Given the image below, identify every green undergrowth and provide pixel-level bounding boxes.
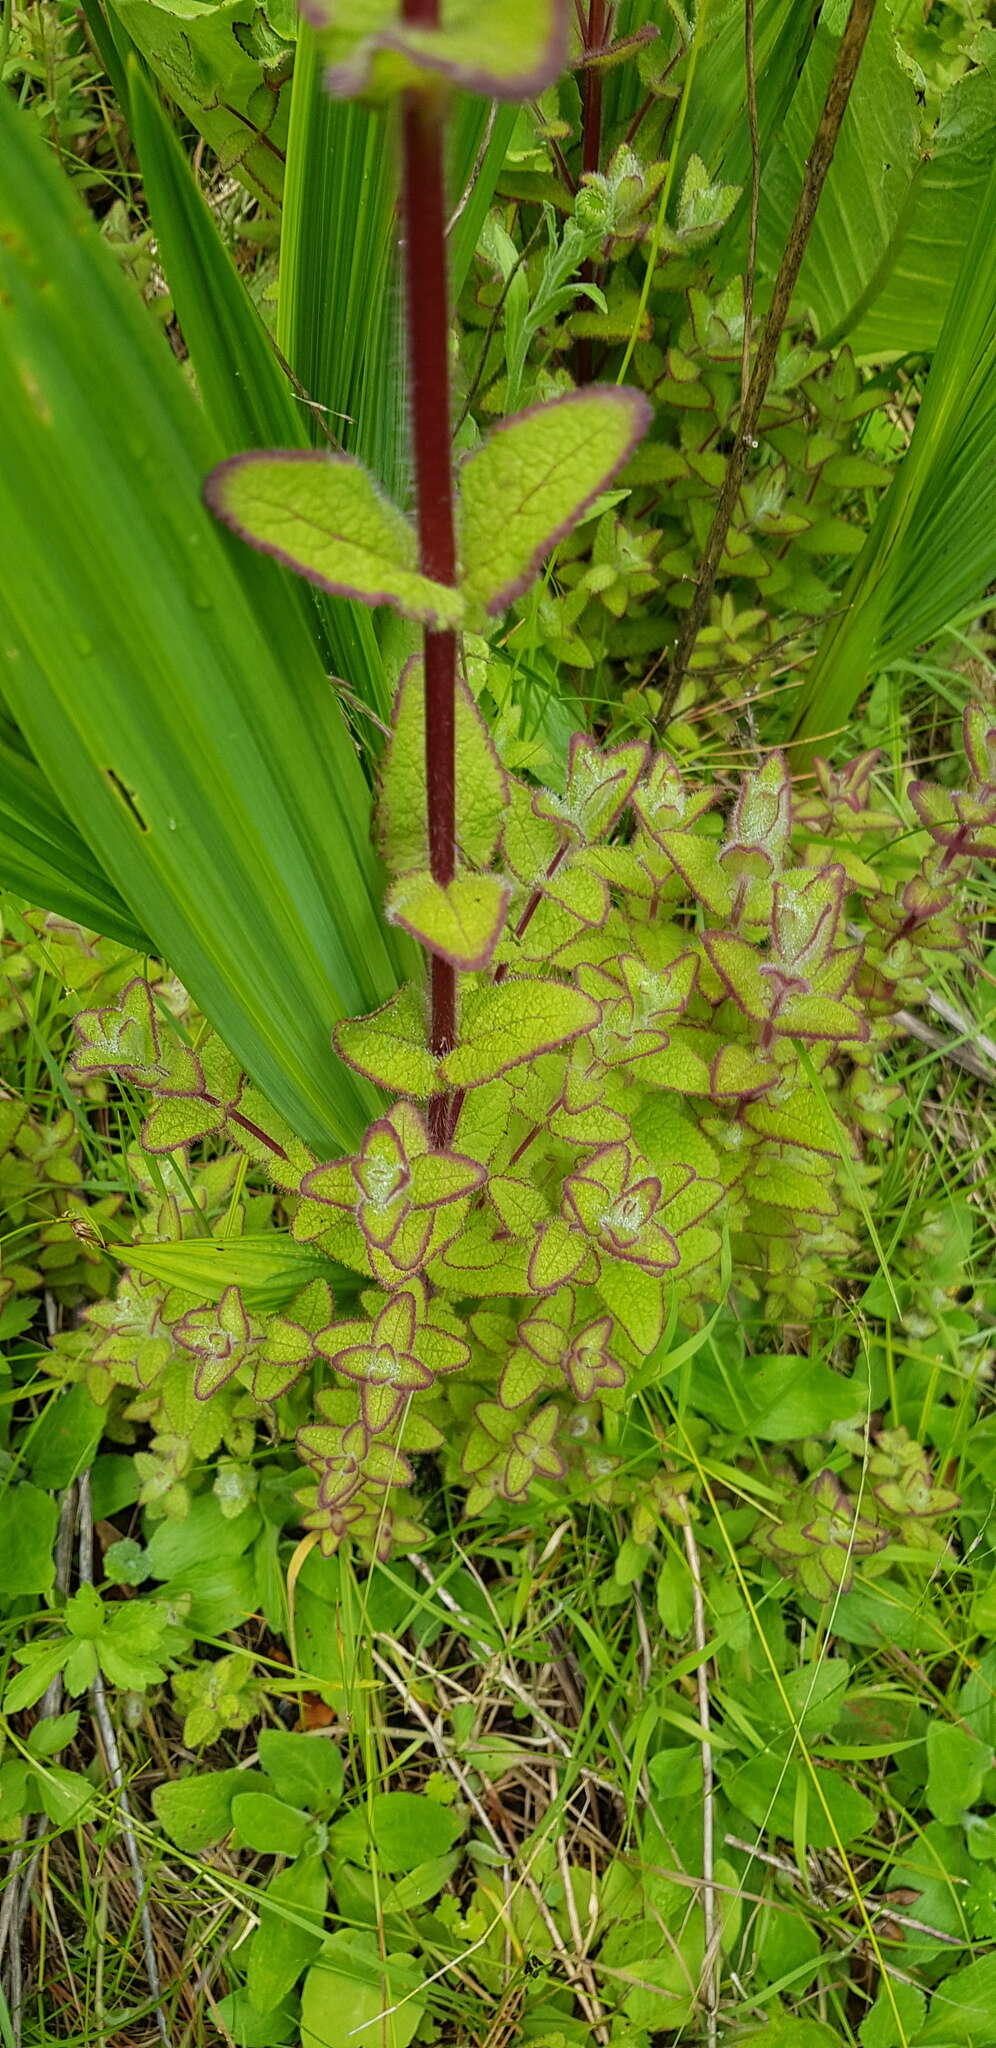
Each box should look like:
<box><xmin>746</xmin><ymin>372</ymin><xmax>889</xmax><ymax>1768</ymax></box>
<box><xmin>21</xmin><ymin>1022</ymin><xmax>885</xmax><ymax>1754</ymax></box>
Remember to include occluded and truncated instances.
<box><xmin>2</xmin><ymin>678</ymin><xmax>996</xmax><ymax>2046</ymax></box>
<box><xmin>3</xmin><ymin>2</ymin><xmax>996</xmax><ymax>2044</ymax></box>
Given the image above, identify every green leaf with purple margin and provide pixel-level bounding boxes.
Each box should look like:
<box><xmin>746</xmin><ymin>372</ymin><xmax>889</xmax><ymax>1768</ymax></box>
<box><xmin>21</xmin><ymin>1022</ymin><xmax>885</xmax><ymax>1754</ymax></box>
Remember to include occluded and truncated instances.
<box><xmin>205</xmin><ymin>451</ymin><xmax>463</xmax><ymax>627</ymax></box>
<box><xmin>458</xmin><ymin>388</ymin><xmax>652</xmax><ymax>617</ymax></box>
<box><xmin>311</xmin><ymin>0</ymin><xmax>569</xmax><ymax>105</ymax></box>
<box><xmin>438</xmin><ymin>979</ymin><xmax>599</xmax><ymax>1089</ymax></box>
<box><xmin>385</xmin><ymin>871</ymin><xmax>510</xmax><ymax>970</ymax></box>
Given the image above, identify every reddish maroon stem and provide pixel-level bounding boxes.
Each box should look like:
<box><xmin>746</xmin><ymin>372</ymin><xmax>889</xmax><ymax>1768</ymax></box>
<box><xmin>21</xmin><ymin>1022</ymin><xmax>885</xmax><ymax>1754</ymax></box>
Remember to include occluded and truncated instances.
<box><xmin>400</xmin><ymin>9</ymin><xmax>459</xmax><ymax>1145</ymax></box>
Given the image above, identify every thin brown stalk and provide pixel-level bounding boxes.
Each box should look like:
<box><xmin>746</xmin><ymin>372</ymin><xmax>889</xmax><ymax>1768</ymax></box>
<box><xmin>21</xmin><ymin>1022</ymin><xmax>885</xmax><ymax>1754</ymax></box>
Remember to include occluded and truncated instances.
<box><xmin>682</xmin><ymin>1517</ymin><xmax>719</xmax><ymax>2047</ymax></box>
<box><xmin>740</xmin><ymin>0</ymin><xmax>761</xmax><ymax>409</ymax></box>
<box><xmin>658</xmin><ymin>0</ymin><xmax>877</xmax><ymax>727</ymax></box>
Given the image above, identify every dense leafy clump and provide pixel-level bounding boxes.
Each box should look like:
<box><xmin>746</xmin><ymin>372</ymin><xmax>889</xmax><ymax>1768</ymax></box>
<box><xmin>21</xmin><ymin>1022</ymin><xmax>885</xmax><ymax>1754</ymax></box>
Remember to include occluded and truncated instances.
<box><xmin>58</xmin><ymin>706</ymin><xmax>992</xmax><ymax>1555</ymax></box>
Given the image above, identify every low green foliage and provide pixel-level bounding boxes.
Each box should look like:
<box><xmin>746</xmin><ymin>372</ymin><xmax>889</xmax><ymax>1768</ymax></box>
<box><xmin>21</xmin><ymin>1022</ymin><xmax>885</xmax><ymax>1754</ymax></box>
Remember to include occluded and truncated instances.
<box><xmin>3</xmin><ymin>1</ymin><xmax>996</xmax><ymax>2043</ymax></box>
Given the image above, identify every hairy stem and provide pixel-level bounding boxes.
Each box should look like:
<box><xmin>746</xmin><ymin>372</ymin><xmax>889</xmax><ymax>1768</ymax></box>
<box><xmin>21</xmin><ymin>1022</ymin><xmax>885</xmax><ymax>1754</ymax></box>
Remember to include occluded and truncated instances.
<box><xmin>400</xmin><ymin>8</ymin><xmax>459</xmax><ymax>1144</ymax></box>
<box><xmin>657</xmin><ymin>0</ymin><xmax>876</xmax><ymax>727</ymax></box>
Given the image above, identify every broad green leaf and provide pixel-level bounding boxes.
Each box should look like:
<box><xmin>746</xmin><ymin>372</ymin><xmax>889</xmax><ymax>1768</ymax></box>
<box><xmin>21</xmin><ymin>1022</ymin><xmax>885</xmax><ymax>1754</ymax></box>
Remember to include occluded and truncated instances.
<box><xmin>206</xmin><ymin>452</ymin><xmax>463</xmax><ymax>627</ymax></box>
<box><xmin>0</xmin><ymin>736</ymin><xmax>146</xmax><ymax>948</ymax></box>
<box><xmin>302</xmin><ymin>1935</ymin><xmax>424</xmax><ymax>2048</ymax></box>
<box><xmin>331</xmin><ymin>1791</ymin><xmax>462</xmax><ymax>1874</ymax></box>
<box><xmin>757</xmin><ymin>7</ymin><xmax>996</xmax><ymax>356</ymax></box>
<box><xmin>231</xmin><ymin>1791</ymin><xmax>310</xmax><ymax>1858</ymax></box>
<box><xmin>724</xmin><ymin>1748</ymin><xmax>876</xmax><ymax>1848</ymax></box>
<box><xmin>595</xmin><ymin>1254</ymin><xmax>666</xmax><ymax>1354</ymax></box>
<box><xmin>0</xmin><ymin>1483</ymin><xmax>58</xmax><ymax>1600</ymax></box>
<box><xmin>144</xmin><ymin>1493</ymin><xmax>259</xmax><ymax>1580</ymax></box>
<box><xmin>458</xmin><ymin>388</ymin><xmax>651</xmax><ymax>617</ymax></box>
<box><xmin>36</xmin><ymin>1764</ymin><xmax>98</xmax><ymax>1827</ymax></box>
<box><xmin>257</xmin><ymin>1730</ymin><xmax>344</xmax><ymax>1814</ymax></box>
<box><xmin>108</xmin><ymin>0</ymin><xmax>294</xmax><ymax>205</ymax></box>
<box><xmin>860</xmin><ymin>1982</ymin><xmax>926</xmax><ymax>2048</ymax></box>
<box><xmin>926</xmin><ymin>1722</ymin><xmax>991</xmax><ymax>1827</ymax></box>
<box><xmin>848</xmin><ymin>43</ymin><xmax>996</xmax><ymax>355</ymax></box>
<box><xmin>128</xmin><ymin>62</ymin><xmax>302</xmax><ymax>460</ymax></box>
<box><xmin>0</xmin><ymin>95</ymin><xmax>405</xmax><ymax>1156</ymax></box>
<box><xmin>334</xmin><ymin>984</ymin><xmax>437</xmax><ymax>1098</ymax></box>
<box><xmin>737</xmin><ymin>2021</ymin><xmax>840</xmax><ymax>2048</ymax></box>
<box><xmin>385</xmin><ymin>871</ymin><xmax>510</xmax><ymax>970</ymax></box>
<box><xmin>26</xmin><ymin>1385</ymin><xmax>107</xmax><ymax>1491</ymax></box>
<box><xmin>128</xmin><ymin>58</ymin><xmax>390</xmax><ymax>723</ymax></box>
<box><xmin>4</xmin><ymin>1645</ymin><xmax>71</xmax><ymax>1716</ymax></box>
<box><xmin>757</xmin><ymin>2</ymin><xmax>923</xmax><ymax>346</ymax></box>
<box><xmin>279</xmin><ymin>21</ymin><xmax>405</xmax><ymax>502</ymax></box>
<box><xmin>438</xmin><ymin>979</ymin><xmax>600</xmax><ymax>1089</ymax></box>
<box><xmin>120</xmin><ymin>1236</ymin><xmax>348</xmax><ymax>1313</ymax></box>
<box><xmin>314</xmin><ymin>0</ymin><xmax>568</xmax><ymax>103</ymax></box>
<box><xmin>247</xmin><ymin>1856</ymin><xmax>327</xmax><ymax>2017</ymax></box>
<box><xmin>377</xmin><ymin>660</ymin><xmax>508</xmax><ymax>873</ymax></box>
<box><xmin>917</xmin><ymin>1953</ymin><xmax>996</xmax><ymax>2045</ymax></box>
<box><xmin>793</xmin><ymin>144</ymin><xmax>996</xmax><ymax>752</ymax></box>
<box><xmin>153</xmin><ymin>1769</ymin><xmax>267</xmax><ymax>1852</ymax></box>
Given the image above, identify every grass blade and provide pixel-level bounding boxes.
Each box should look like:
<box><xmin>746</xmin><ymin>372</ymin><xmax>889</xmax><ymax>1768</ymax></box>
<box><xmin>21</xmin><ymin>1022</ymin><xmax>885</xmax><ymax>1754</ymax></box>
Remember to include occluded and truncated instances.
<box><xmin>278</xmin><ymin>21</ymin><xmax>405</xmax><ymax>500</ymax></box>
<box><xmin>0</xmin><ymin>739</ymin><xmax>147</xmax><ymax>950</ymax></box>
<box><xmin>127</xmin><ymin>59</ymin><xmax>388</xmax><ymax>720</ymax></box>
<box><xmin>0</xmin><ymin>91</ymin><xmax>403</xmax><ymax>1156</ymax></box>
<box><xmin>791</xmin><ymin>147</ymin><xmax>996</xmax><ymax>749</ymax></box>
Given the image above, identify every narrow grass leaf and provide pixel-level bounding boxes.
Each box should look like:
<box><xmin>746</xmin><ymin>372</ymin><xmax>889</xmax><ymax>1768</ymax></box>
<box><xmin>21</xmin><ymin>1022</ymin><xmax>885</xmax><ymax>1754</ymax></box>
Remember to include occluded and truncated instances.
<box><xmin>0</xmin><ymin>95</ymin><xmax>403</xmax><ymax>1155</ymax></box>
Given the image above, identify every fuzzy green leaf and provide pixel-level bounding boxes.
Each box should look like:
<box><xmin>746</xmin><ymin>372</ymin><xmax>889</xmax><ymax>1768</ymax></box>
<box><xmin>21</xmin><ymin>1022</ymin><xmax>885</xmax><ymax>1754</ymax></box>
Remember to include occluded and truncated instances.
<box><xmin>595</xmin><ymin>1255</ymin><xmax>666</xmax><ymax>1354</ymax></box>
<box><xmin>438</xmin><ymin>979</ymin><xmax>599</xmax><ymax>1089</ymax></box>
<box><xmin>377</xmin><ymin>659</ymin><xmax>508</xmax><ymax>873</ymax></box>
<box><xmin>315</xmin><ymin>0</ymin><xmax>569</xmax><ymax>103</ymax></box>
<box><xmin>385</xmin><ymin>871</ymin><xmax>510</xmax><ymax>970</ymax></box>
<box><xmin>333</xmin><ymin>984</ymin><xmax>436</xmax><ymax>1098</ymax></box>
<box><xmin>141</xmin><ymin>1096</ymin><xmax>228</xmax><ymax>1156</ymax></box>
<box><xmin>458</xmin><ymin>388</ymin><xmax>651</xmax><ymax>617</ymax></box>
<box><xmin>206</xmin><ymin>452</ymin><xmax>463</xmax><ymax>627</ymax></box>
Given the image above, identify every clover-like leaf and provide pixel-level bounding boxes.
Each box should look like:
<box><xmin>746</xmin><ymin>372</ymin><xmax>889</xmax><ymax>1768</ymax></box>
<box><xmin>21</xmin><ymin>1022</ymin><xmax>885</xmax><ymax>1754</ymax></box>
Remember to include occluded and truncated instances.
<box><xmin>564</xmin><ymin>1317</ymin><xmax>625</xmax><ymax>1401</ymax></box>
<box><xmin>632</xmin><ymin>754</ymin><xmax>719</xmax><ymax>839</ymax></box>
<box><xmin>385</xmin><ymin>870</ymin><xmax>511</xmax><ymax>970</ymax></box>
<box><xmin>252</xmin><ymin>1282</ymin><xmax>333</xmax><ymax>1401</ymax></box>
<box><xmin>459</xmin><ymin>388</ymin><xmax>651</xmax><ymax>617</ymax></box>
<box><xmin>723</xmin><ymin>750</ymin><xmax>793</xmax><ymax>873</ymax></box>
<box><xmin>205</xmin><ymin>452</ymin><xmax>463</xmax><ymax>628</ymax></box>
<box><xmin>595</xmin><ymin>1256</ymin><xmax>666</xmax><ymax>1353</ymax></box>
